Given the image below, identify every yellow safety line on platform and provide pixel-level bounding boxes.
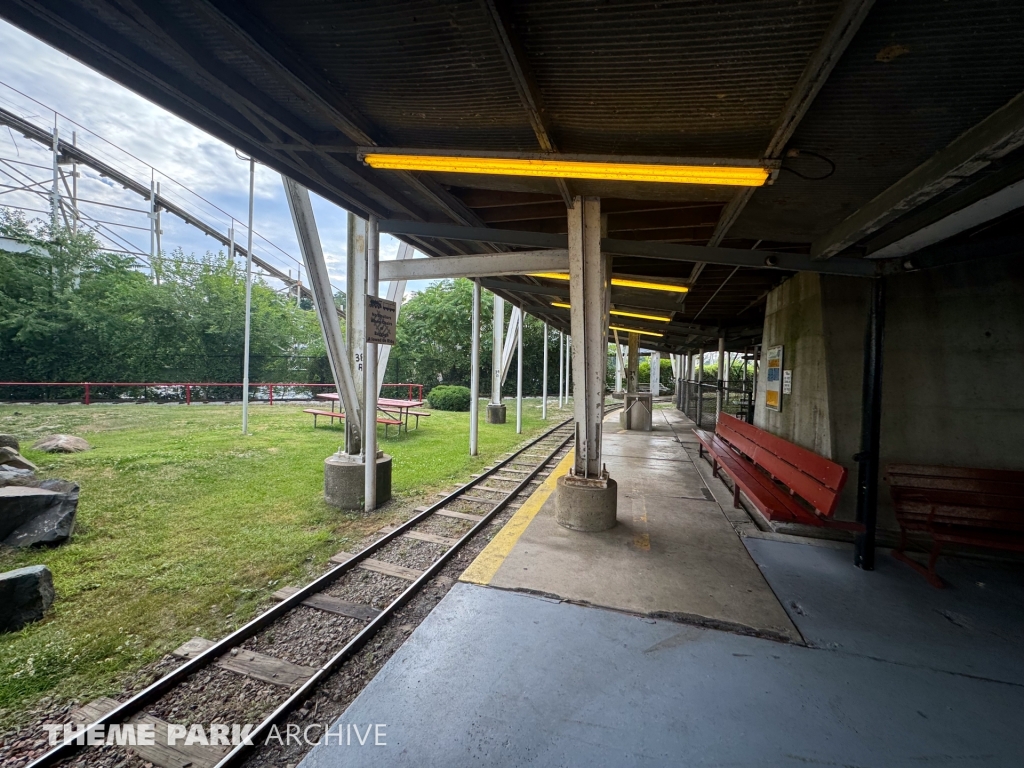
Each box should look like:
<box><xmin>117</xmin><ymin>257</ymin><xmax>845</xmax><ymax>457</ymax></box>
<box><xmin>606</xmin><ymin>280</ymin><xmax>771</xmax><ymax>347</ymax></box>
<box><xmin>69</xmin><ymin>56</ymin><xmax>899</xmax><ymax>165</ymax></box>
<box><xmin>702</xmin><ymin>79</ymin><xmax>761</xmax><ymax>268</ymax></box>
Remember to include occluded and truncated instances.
<box><xmin>460</xmin><ymin>449</ymin><xmax>575</xmax><ymax>585</ymax></box>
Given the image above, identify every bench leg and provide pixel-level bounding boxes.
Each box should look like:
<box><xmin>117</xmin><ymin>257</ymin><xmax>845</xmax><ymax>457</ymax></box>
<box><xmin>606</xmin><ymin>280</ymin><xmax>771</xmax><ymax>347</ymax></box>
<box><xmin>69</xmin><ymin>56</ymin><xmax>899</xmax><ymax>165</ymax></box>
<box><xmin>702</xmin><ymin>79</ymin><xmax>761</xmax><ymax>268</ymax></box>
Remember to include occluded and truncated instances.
<box><xmin>891</xmin><ymin>530</ymin><xmax>945</xmax><ymax>589</ymax></box>
<box><xmin>732</xmin><ymin>481</ymin><xmax>741</xmax><ymax>509</ymax></box>
<box><xmin>698</xmin><ymin>444</ymin><xmax>704</xmax><ymax>459</ymax></box>
<box><xmin>712</xmin><ymin>458</ymin><xmax>719</xmax><ymax>478</ymax></box>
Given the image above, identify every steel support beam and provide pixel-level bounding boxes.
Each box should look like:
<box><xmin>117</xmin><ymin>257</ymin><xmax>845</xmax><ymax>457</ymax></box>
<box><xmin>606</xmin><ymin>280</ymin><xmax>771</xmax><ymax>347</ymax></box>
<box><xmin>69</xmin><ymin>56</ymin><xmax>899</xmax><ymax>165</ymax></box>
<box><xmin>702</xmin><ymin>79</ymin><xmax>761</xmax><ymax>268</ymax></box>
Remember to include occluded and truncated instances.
<box><xmin>567</xmin><ymin>198</ymin><xmax>609</xmax><ymax>477</ymax></box>
<box><xmin>282</xmin><ymin>178</ymin><xmax>362</xmax><ymax>434</ymax></box>
<box><xmin>364</xmin><ymin>216</ymin><xmax>379</xmax><ymax>512</ymax></box>
<box><xmin>815</xmin><ymin>90</ymin><xmax>1024</xmax><ymax>259</ymax></box>
<box><xmin>854</xmin><ymin>278</ymin><xmax>886</xmax><ymax>570</ymax></box>
<box><xmin>376</xmin><ymin>242</ymin><xmax>412</xmax><ymax>394</ymax></box>
<box><xmin>346</xmin><ymin>213</ymin><xmax>368</xmax><ymax>455</ymax></box>
<box><xmin>707</xmin><ymin>0</ymin><xmax>876</xmax><ymax>249</ymax></box>
<box><xmin>501</xmin><ymin>307</ymin><xmax>522</xmax><ymax>386</ymax></box>
<box><xmin>491</xmin><ymin>294</ymin><xmax>505</xmax><ymax>405</ymax></box>
<box><xmin>379</xmin><ymin>219</ymin><xmax>876</xmax><ymax>276</ymax></box>
<box><xmin>378</xmin><ymin>249</ymin><xmax>568</xmax><ymax>281</ymax></box>
<box><xmin>470</xmin><ymin>280</ymin><xmax>482</xmax><ymax>454</ymax></box>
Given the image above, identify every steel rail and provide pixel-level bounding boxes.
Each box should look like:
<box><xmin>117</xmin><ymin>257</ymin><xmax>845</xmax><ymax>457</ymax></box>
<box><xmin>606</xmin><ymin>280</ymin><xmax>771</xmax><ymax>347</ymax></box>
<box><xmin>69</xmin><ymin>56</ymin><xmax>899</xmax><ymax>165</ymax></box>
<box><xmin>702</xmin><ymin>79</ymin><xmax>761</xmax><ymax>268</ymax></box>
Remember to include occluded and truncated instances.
<box><xmin>25</xmin><ymin>413</ymin><xmax>587</xmax><ymax>768</ymax></box>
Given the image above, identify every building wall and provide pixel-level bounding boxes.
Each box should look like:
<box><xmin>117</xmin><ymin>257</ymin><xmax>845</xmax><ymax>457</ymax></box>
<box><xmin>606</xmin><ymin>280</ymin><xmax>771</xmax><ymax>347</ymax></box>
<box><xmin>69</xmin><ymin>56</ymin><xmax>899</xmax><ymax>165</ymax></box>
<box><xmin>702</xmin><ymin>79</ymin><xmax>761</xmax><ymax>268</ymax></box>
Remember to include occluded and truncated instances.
<box><xmin>753</xmin><ymin>253</ymin><xmax>1024</xmax><ymax>531</ymax></box>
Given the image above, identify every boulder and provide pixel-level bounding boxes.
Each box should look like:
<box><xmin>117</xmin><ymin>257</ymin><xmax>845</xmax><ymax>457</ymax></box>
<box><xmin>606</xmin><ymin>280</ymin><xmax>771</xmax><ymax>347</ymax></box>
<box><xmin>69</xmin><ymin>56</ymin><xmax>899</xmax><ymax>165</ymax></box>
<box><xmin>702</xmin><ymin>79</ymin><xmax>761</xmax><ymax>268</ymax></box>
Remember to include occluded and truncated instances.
<box><xmin>32</xmin><ymin>435</ymin><xmax>91</xmax><ymax>453</ymax></box>
<box><xmin>0</xmin><ymin>434</ymin><xmax>19</xmax><ymax>452</ymax></box>
<box><xmin>0</xmin><ymin>467</ymin><xmax>36</xmax><ymax>487</ymax></box>
<box><xmin>0</xmin><ymin>446</ymin><xmax>38</xmax><ymax>473</ymax></box>
<box><xmin>0</xmin><ymin>565</ymin><xmax>55</xmax><ymax>632</ymax></box>
<box><xmin>0</xmin><ymin>480</ymin><xmax>79</xmax><ymax>547</ymax></box>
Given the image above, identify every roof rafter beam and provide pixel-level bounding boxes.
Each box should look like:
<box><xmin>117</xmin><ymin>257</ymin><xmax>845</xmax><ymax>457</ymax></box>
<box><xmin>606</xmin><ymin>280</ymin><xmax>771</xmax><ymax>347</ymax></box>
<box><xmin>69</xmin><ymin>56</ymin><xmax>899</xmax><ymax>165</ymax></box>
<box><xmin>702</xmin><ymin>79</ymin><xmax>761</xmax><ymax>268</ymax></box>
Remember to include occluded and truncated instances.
<box><xmin>706</xmin><ymin>0</ymin><xmax>877</xmax><ymax>254</ymax></box>
<box><xmin>479</xmin><ymin>0</ymin><xmax>572</xmax><ymax>207</ymax></box>
<box><xmin>814</xmin><ymin>89</ymin><xmax>1024</xmax><ymax>259</ymax></box>
<box><xmin>379</xmin><ymin>250</ymin><xmax>568</xmax><ymax>282</ymax></box>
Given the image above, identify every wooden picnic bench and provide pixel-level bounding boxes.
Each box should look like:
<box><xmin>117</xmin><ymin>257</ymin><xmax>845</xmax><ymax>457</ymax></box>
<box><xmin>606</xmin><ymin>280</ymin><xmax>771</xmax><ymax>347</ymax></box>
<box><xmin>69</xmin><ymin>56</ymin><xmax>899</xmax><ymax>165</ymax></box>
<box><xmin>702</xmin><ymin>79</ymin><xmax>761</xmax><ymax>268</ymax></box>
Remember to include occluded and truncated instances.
<box><xmin>303</xmin><ymin>408</ymin><xmax>403</xmax><ymax>436</ymax></box>
<box><xmin>693</xmin><ymin>412</ymin><xmax>854</xmax><ymax>530</ymax></box>
<box><xmin>380</xmin><ymin>408</ymin><xmax>431</xmax><ymax>431</ymax></box>
<box><xmin>885</xmin><ymin>464</ymin><xmax>1024</xmax><ymax>587</ymax></box>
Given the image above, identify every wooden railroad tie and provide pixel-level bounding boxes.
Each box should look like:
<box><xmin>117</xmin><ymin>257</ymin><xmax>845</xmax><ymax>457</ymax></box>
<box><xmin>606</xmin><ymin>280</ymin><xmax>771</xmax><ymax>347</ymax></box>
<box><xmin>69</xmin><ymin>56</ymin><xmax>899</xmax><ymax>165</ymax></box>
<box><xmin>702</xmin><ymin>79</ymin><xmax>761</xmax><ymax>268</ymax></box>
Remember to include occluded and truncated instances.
<box><xmin>413</xmin><ymin>505</ymin><xmax>486</xmax><ymax>522</ymax></box>
<box><xmin>377</xmin><ymin>524</ymin><xmax>459</xmax><ymax>547</ymax></box>
<box><xmin>329</xmin><ymin>551</ymin><xmax>424</xmax><ymax>581</ymax></box>
<box><xmin>71</xmin><ymin>697</ymin><xmax>228</xmax><ymax>768</ymax></box>
<box><xmin>271</xmin><ymin>585</ymin><xmax>380</xmax><ymax>621</ymax></box>
<box><xmin>171</xmin><ymin>637</ymin><xmax>316</xmax><ymax>689</ymax></box>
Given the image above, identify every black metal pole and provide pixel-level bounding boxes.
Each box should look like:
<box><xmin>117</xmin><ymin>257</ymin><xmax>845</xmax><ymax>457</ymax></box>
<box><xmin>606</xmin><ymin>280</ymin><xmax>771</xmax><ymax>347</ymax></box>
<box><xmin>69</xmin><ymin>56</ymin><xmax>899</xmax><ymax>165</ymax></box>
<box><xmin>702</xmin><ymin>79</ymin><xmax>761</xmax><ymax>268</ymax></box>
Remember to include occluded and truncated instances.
<box><xmin>854</xmin><ymin>277</ymin><xmax>886</xmax><ymax>570</ymax></box>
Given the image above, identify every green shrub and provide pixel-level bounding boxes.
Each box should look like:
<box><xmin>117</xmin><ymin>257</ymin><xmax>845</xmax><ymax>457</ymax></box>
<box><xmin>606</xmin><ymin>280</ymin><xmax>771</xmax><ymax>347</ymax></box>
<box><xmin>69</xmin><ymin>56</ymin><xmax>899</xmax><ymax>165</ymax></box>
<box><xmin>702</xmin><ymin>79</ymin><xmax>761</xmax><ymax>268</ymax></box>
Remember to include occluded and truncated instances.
<box><xmin>427</xmin><ymin>385</ymin><xmax>472</xmax><ymax>411</ymax></box>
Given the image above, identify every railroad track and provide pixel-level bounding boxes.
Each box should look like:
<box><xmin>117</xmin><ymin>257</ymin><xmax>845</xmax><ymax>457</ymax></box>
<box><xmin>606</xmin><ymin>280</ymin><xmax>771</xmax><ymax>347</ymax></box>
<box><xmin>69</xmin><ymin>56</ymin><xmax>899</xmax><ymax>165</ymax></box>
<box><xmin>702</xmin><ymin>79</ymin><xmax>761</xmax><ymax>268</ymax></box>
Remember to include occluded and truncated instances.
<box><xmin>28</xmin><ymin>416</ymin><xmax>587</xmax><ymax>768</ymax></box>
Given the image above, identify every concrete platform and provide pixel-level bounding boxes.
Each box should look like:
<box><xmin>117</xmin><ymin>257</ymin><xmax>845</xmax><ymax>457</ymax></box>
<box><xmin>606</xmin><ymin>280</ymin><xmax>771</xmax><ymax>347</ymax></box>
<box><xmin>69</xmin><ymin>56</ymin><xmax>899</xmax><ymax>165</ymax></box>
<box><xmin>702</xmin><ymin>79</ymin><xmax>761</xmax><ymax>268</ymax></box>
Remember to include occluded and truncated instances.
<box><xmin>743</xmin><ymin>536</ymin><xmax>1024</xmax><ymax>685</ymax></box>
<box><xmin>301</xmin><ymin>582</ymin><xmax>1024</xmax><ymax>768</ymax></box>
<box><xmin>462</xmin><ymin>407</ymin><xmax>799</xmax><ymax>641</ymax></box>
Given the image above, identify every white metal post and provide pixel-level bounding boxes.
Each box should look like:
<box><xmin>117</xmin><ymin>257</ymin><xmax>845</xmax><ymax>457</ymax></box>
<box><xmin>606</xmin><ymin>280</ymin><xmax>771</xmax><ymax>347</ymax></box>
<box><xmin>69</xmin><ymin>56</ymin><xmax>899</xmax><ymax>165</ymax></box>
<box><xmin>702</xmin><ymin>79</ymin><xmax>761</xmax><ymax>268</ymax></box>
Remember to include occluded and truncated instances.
<box><xmin>542</xmin><ymin>322</ymin><xmax>548</xmax><ymax>420</ymax></box>
<box><xmin>615</xmin><ymin>343</ymin><xmax>623</xmax><ymax>392</ymax></box>
<box><xmin>565</xmin><ymin>336</ymin><xmax>571</xmax><ymax>405</ymax></box>
<box><xmin>242</xmin><ymin>157</ymin><xmax>255</xmax><ymax>434</ymax></box>
<box><xmin>651</xmin><ymin>352</ymin><xmax>661</xmax><ymax>398</ymax></box>
<box><xmin>516</xmin><ymin>310</ymin><xmax>523</xmax><ymax>434</ymax></box>
<box><xmin>155</xmin><ymin>181</ymin><xmax>162</xmax><ymax>266</ymax></box>
<box><xmin>346</xmin><ymin>213</ymin><xmax>367</xmax><ymax>455</ymax></box>
<box><xmin>491</xmin><ymin>294</ymin><xmax>504</xmax><ymax>405</ymax></box>
<box><xmin>71</xmin><ymin>131</ymin><xmax>78</xmax><ymax>234</ymax></box>
<box><xmin>470</xmin><ymin>281</ymin><xmax>481</xmax><ymax>454</ymax></box>
<box><xmin>364</xmin><ymin>216</ymin><xmax>379</xmax><ymax>512</ymax></box>
<box><xmin>50</xmin><ymin>126</ymin><xmax>60</xmax><ymax>231</ymax></box>
<box><xmin>558</xmin><ymin>332</ymin><xmax>564</xmax><ymax>408</ymax></box>
<box><xmin>149</xmin><ymin>176</ymin><xmax>158</xmax><ymax>283</ymax></box>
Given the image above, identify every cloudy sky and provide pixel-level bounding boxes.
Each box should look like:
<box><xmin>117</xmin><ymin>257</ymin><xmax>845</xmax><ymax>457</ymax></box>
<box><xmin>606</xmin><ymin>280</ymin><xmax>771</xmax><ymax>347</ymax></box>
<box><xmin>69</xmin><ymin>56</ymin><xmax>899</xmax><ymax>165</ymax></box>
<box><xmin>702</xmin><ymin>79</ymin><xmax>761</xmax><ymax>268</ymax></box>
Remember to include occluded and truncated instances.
<box><xmin>0</xmin><ymin>19</ymin><xmax>415</xmax><ymax>295</ymax></box>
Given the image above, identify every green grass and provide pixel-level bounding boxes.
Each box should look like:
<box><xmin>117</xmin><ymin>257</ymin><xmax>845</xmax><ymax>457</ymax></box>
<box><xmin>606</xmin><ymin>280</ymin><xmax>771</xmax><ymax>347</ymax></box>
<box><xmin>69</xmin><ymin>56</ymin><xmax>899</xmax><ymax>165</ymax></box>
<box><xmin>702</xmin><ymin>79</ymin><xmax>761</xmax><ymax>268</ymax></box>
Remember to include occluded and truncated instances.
<box><xmin>0</xmin><ymin>398</ymin><xmax>569</xmax><ymax>729</ymax></box>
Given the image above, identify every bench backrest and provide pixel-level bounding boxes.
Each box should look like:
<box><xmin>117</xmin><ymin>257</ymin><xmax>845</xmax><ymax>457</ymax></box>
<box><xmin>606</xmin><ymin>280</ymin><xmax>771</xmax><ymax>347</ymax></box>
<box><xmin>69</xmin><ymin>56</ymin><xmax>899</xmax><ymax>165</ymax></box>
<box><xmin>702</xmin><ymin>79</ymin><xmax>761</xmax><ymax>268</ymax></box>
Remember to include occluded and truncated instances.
<box><xmin>715</xmin><ymin>413</ymin><xmax>848</xmax><ymax>517</ymax></box>
<box><xmin>885</xmin><ymin>464</ymin><xmax>1024</xmax><ymax>530</ymax></box>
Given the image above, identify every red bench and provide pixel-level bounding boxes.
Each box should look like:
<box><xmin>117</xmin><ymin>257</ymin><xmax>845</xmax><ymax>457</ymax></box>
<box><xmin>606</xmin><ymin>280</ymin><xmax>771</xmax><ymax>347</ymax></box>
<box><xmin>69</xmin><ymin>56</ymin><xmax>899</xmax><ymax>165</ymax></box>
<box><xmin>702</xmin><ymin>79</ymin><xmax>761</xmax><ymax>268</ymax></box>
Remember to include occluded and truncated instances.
<box><xmin>303</xmin><ymin>408</ymin><xmax>403</xmax><ymax>436</ymax></box>
<box><xmin>693</xmin><ymin>413</ymin><xmax>854</xmax><ymax>530</ymax></box>
<box><xmin>885</xmin><ymin>464</ymin><xmax>1024</xmax><ymax>587</ymax></box>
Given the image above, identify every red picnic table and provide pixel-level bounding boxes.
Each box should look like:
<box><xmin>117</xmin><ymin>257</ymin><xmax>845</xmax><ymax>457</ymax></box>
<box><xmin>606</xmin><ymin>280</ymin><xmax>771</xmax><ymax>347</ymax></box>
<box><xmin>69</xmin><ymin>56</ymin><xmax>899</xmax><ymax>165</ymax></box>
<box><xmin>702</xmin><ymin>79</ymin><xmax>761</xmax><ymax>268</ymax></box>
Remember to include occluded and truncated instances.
<box><xmin>311</xmin><ymin>392</ymin><xmax>430</xmax><ymax>434</ymax></box>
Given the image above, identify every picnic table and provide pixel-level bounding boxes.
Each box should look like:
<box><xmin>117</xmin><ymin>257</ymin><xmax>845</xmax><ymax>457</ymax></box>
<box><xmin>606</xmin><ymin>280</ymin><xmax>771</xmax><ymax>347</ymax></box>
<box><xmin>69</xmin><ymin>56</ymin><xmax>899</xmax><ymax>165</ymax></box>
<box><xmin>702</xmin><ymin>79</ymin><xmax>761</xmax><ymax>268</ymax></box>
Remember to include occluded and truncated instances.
<box><xmin>313</xmin><ymin>393</ymin><xmax>429</xmax><ymax>434</ymax></box>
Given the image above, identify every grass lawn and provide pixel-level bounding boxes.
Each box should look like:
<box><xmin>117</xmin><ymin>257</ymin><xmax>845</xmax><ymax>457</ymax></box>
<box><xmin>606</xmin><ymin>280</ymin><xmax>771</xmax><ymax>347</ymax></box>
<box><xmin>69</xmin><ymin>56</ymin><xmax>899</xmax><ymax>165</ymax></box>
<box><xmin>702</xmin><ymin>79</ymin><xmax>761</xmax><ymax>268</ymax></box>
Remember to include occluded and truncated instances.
<box><xmin>0</xmin><ymin>398</ymin><xmax>569</xmax><ymax>730</ymax></box>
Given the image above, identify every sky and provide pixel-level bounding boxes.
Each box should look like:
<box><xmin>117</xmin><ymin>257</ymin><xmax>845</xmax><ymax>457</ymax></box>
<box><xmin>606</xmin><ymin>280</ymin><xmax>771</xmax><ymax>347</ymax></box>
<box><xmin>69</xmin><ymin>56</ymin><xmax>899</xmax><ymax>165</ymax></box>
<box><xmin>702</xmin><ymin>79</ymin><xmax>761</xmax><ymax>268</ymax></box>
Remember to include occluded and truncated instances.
<box><xmin>0</xmin><ymin>19</ymin><xmax>419</xmax><ymax>295</ymax></box>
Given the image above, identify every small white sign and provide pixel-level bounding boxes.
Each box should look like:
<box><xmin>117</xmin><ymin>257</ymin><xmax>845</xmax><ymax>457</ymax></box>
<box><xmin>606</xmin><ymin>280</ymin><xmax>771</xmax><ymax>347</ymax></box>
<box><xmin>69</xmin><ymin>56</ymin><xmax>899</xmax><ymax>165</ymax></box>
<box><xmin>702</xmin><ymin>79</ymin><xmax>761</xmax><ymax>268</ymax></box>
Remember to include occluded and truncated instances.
<box><xmin>782</xmin><ymin>369</ymin><xmax>792</xmax><ymax>395</ymax></box>
<box><xmin>365</xmin><ymin>295</ymin><xmax>397</xmax><ymax>345</ymax></box>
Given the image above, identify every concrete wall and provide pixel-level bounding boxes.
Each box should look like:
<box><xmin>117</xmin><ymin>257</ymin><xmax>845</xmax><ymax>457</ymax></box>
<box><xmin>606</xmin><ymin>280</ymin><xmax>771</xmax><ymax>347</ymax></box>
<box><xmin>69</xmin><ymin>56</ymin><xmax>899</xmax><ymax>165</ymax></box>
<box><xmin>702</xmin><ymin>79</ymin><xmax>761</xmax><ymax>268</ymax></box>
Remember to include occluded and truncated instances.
<box><xmin>754</xmin><ymin>253</ymin><xmax>1024</xmax><ymax>530</ymax></box>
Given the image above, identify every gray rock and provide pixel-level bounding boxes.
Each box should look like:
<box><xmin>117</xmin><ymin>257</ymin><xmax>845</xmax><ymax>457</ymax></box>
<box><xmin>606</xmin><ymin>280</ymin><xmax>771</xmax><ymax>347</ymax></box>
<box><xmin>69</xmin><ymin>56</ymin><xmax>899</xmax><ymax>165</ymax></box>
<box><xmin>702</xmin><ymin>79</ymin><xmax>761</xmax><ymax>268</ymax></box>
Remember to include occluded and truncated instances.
<box><xmin>0</xmin><ymin>480</ymin><xmax>79</xmax><ymax>547</ymax></box>
<box><xmin>0</xmin><ymin>446</ymin><xmax>38</xmax><ymax>472</ymax></box>
<box><xmin>0</xmin><ymin>466</ymin><xmax>36</xmax><ymax>487</ymax></box>
<box><xmin>0</xmin><ymin>434</ymin><xmax>19</xmax><ymax>452</ymax></box>
<box><xmin>32</xmin><ymin>435</ymin><xmax>91</xmax><ymax>453</ymax></box>
<box><xmin>0</xmin><ymin>565</ymin><xmax>55</xmax><ymax>632</ymax></box>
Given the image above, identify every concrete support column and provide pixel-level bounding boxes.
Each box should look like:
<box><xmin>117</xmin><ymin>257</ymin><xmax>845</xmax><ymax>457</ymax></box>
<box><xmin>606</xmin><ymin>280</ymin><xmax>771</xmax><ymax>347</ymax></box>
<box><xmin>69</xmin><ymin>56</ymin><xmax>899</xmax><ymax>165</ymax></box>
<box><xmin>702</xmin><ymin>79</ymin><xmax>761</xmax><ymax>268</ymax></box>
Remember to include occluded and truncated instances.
<box><xmin>346</xmin><ymin>213</ymin><xmax>367</xmax><ymax>455</ymax></box>
<box><xmin>488</xmin><ymin>294</ymin><xmax>507</xmax><ymax>423</ymax></box>
<box><xmin>470</xmin><ymin>282</ymin><xmax>481</xmax><ymax>454</ymax></box>
<box><xmin>614</xmin><ymin>343</ymin><xmax>623</xmax><ymax>393</ymax></box>
<box><xmin>651</xmin><ymin>352</ymin><xmax>661</xmax><ymax>398</ymax></box>
<box><xmin>557</xmin><ymin>197</ymin><xmax>616</xmax><ymax>532</ymax></box>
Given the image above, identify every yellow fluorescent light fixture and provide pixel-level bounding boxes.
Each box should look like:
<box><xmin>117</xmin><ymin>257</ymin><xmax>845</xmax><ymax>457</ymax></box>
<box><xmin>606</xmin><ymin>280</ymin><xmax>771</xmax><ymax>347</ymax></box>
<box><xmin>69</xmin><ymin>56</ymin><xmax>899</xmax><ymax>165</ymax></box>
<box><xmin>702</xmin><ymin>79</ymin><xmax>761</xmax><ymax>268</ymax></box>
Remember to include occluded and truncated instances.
<box><xmin>551</xmin><ymin>301</ymin><xmax>671</xmax><ymax>323</ymax></box>
<box><xmin>610</xmin><ymin>325</ymin><xmax>664</xmax><ymax>338</ymax></box>
<box><xmin>531</xmin><ymin>272</ymin><xmax>689</xmax><ymax>294</ymax></box>
<box><xmin>361</xmin><ymin>153</ymin><xmax>769</xmax><ymax>187</ymax></box>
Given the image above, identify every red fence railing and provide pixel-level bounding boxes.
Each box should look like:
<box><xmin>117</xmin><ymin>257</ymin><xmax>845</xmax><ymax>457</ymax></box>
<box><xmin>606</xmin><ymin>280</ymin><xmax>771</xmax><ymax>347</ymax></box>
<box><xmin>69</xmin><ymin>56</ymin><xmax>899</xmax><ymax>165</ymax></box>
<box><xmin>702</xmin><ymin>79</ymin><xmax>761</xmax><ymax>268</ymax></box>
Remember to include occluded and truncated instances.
<box><xmin>0</xmin><ymin>382</ymin><xmax>425</xmax><ymax>405</ymax></box>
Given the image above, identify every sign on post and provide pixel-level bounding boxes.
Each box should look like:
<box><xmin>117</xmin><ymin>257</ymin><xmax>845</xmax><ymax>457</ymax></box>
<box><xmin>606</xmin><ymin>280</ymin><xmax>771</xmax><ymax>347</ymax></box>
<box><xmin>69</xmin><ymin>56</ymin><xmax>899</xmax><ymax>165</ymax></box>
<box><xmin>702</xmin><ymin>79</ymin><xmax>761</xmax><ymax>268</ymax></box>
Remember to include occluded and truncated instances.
<box><xmin>366</xmin><ymin>295</ymin><xmax>397</xmax><ymax>346</ymax></box>
<box><xmin>765</xmin><ymin>345</ymin><xmax>783</xmax><ymax>411</ymax></box>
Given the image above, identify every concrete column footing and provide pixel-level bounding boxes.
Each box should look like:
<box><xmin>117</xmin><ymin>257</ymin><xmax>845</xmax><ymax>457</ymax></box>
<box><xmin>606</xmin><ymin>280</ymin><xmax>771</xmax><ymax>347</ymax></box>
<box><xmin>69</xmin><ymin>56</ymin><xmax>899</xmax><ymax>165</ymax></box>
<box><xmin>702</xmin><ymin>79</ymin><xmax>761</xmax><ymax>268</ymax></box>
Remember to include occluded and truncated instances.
<box><xmin>486</xmin><ymin>403</ymin><xmax>507</xmax><ymax>424</ymax></box>
<box><xmin>324</xmin><ymin>452</ymin><xmax>392</xmax><ymax>510</ymax></box>
<box><xmin>556</xmin><ymin>473</ymin><xmax>618</xmax><ymax>532</ymax></box>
